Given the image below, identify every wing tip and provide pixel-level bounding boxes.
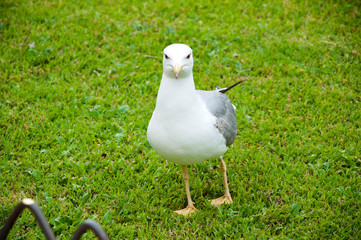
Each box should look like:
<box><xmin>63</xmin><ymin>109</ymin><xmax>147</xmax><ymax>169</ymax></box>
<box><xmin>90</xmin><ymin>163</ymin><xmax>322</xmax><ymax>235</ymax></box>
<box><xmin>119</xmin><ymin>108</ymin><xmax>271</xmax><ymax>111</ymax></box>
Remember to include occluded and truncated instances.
<box><xmin>217</xmin><ymin>78</ymin><xmax>247</xmax><ymax>93</ymax></box>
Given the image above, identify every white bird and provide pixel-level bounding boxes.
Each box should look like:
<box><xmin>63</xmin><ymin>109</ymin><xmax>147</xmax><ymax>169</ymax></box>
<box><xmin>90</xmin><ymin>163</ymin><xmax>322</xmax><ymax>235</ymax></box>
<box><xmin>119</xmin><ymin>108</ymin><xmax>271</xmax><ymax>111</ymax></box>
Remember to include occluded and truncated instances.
<box><xmin>147</xmin><ymin>43</ymin><xmax>244</xmax><ymax>216</ymax></box>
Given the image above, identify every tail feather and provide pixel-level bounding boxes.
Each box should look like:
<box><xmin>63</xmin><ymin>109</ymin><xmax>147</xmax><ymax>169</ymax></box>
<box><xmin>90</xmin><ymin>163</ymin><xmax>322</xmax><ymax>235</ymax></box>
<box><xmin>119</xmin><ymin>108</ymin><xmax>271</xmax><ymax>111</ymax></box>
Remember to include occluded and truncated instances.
<box><xmin>217</xmin><ymin>78</ymin><xmax>247</xmax><ymax>93</ymax></box>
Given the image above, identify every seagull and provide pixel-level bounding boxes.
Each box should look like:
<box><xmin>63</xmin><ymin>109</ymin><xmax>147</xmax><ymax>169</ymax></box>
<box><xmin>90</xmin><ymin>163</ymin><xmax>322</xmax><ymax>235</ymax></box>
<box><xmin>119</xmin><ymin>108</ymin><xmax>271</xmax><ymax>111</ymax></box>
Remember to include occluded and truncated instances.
<box><xmin>147</xmin><ymin>43</ymin><xmax>245</xmax><ymax>216</ymax></box>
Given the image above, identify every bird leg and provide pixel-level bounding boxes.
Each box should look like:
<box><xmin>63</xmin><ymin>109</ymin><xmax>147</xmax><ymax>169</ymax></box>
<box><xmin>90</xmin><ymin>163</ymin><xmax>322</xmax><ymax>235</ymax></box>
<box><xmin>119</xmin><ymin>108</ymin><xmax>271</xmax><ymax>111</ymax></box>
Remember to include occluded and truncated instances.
<box><xmin>211</xmin><ymin>157</ymin><xmax>233</xmax><ymax>206</ymax></box>
<box><xmin>174</xmin><ymin>165</ymin><xmax>197</xmax><ymax>216</ymax></box>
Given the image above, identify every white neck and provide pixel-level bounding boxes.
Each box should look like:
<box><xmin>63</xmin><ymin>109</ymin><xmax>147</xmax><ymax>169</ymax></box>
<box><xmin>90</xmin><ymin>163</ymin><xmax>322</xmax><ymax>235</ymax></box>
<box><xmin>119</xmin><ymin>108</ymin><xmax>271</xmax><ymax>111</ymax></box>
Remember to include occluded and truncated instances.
<box><xmin>156</xmin><ymin>72</ymin><xmax>198</xmax><ymax>112</ymax></box>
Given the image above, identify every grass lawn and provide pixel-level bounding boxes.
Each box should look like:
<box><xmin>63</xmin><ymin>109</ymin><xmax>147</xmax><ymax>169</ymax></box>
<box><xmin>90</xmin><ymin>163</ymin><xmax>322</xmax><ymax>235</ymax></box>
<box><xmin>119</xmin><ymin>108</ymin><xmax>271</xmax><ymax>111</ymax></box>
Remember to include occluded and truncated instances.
<box><xmin>1</xmin><ymin>0</ymin><xmax>360</xmax><ymax>239</ymax></box>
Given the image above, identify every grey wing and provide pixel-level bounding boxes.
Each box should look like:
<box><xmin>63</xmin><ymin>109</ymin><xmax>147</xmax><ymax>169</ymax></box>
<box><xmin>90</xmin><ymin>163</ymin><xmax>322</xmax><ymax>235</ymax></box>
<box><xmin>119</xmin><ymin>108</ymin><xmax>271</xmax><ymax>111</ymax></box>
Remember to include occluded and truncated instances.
<box><xmin>197</xmin><ymin>90</ymin><xmax>237</xmax><ymax>146</ymax></box>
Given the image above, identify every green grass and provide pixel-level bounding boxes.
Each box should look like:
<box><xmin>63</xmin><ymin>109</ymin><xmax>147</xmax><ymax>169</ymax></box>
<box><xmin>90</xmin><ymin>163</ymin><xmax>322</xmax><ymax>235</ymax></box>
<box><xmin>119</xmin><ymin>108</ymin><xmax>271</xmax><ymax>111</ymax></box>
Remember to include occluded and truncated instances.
<box><xmin>1</xmin><ymin>0</ymin><xmax>360</xmax><ymax>239</ymax></box>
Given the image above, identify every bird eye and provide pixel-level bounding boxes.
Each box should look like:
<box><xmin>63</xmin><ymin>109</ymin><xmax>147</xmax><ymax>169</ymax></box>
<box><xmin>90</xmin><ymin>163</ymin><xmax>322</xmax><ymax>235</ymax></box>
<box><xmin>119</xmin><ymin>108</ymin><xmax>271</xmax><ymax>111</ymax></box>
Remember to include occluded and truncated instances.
<box><xmin>186</xmin><ymin>54</ymin><xmax>191</xmax><ymax>59</ymax></box>
<box><xmin>164</xmin><ymin>54</ymin><xmax>169</xmax><ymax>59</ymax></box>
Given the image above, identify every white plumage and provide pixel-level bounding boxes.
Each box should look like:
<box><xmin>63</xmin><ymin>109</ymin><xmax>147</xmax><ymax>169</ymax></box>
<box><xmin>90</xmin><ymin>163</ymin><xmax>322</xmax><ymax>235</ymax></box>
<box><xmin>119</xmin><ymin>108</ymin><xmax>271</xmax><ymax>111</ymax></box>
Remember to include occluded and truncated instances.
<box><xmin>147</xmin><ymin>43</ymin><xmax>241</xmax><ymax>215</ymax></box>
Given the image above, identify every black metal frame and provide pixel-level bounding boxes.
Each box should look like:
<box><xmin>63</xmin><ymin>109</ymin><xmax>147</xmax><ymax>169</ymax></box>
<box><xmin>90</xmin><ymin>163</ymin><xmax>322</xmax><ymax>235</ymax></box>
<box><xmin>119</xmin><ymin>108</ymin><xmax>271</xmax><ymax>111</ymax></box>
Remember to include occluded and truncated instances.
<box><xmin>0</xmin><ymin>199</ymin><xmax>109</xmax><ymax>240</ymax></box>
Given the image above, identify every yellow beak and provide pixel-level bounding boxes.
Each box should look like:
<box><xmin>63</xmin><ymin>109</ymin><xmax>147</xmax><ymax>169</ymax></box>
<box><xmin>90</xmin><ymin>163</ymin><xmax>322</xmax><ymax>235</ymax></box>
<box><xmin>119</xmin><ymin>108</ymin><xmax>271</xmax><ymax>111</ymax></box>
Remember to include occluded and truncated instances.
<box><xmin>172</xmin><ymin>63</ymin><xmax>183</xmax><ymax>78</ymax></box>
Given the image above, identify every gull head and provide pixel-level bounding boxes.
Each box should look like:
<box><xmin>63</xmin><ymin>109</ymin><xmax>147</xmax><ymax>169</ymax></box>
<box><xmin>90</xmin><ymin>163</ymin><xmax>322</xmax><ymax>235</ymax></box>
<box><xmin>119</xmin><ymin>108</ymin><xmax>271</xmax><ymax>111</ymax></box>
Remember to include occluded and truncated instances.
<box><xmin>163</xmin><ymin>44</ymin><xmax>193</xmax><ymax>79</ymax></box>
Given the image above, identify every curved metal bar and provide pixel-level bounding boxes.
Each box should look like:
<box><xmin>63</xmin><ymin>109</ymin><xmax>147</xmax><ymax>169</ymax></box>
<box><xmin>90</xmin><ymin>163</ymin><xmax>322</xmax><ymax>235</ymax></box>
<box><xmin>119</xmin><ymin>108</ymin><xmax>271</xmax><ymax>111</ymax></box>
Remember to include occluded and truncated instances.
<box><xmin>1</xmin><ymin>199</ymin><xmax>110</xmax><ymax>240</ymax></box>
<box><xmin>71</xmin><ymin>220</ymin><xmax>109</xmax><ymax>240</ymax></box>
<box><xmin>0</xmin><ymin>198</ymin><xmax>56</xmax><ymax>240</ymax></box>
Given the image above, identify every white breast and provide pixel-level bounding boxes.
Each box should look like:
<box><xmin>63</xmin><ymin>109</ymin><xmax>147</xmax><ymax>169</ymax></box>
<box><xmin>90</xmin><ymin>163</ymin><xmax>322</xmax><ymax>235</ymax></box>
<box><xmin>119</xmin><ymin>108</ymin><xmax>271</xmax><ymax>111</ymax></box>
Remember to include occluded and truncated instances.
<box><xmin>147</xmin><ymin>98</ymin><xmax>227</xmax><ymax>165</ymax></box>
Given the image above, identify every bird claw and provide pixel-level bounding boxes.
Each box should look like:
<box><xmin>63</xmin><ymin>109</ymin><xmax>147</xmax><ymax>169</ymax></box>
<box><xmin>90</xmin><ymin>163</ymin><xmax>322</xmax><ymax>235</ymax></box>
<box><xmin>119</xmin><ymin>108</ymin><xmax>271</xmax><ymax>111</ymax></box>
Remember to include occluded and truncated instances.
<box><xmin>210</xmin><ymin>195</ymin><xmax>233</xmax><ymax>206</ymax></box>
<box><xmin>174</xmin><ymin>205</ymin><xmax>197</xmax><ymax>216</ymax></box>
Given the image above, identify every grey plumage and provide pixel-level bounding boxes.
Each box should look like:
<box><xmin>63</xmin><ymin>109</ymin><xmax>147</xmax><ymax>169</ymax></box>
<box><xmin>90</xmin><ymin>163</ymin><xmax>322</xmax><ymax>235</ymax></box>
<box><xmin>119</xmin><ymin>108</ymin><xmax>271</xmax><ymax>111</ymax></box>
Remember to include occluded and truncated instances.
<box><xmin>197</xmin><ymin>90</ymin><xmax>237</xmax><ymax>146</ymax></box>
